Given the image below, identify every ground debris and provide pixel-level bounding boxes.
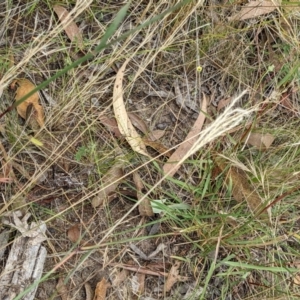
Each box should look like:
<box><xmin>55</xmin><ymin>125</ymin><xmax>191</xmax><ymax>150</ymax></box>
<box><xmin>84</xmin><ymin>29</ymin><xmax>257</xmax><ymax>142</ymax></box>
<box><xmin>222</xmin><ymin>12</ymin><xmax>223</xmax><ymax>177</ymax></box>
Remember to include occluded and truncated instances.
<box><xmin>0</xmin><ymin>211</ymin><xmax>47</xmax><ymax>300</ymax></box>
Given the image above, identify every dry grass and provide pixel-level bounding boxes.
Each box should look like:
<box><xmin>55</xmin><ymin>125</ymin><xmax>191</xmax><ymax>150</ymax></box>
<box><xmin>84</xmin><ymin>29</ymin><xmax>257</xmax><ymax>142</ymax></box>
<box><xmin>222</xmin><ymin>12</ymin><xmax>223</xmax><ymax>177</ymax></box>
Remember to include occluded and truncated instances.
<box><xmin>1</xmin><ymin>0</ymin><xmax>300</xmax><ymax>299</ymax></box>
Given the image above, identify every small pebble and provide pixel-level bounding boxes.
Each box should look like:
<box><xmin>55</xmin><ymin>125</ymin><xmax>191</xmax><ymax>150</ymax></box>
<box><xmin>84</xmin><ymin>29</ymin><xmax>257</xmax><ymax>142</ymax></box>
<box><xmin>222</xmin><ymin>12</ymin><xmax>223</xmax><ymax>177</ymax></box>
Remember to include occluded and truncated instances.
<box><xmin>156</xmin><ymin>123</ymin><xmax>168</xmax><ymax>130</ymax></box>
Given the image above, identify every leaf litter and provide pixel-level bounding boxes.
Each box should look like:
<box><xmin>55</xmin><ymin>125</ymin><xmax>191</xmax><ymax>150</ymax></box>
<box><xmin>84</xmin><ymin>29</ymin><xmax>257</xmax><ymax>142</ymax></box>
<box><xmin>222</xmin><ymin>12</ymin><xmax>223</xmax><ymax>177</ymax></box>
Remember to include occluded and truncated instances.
<box><xmin>10</xmin><ymin>78</ymin><xmax>45</xmax><ymax>129</ymax></box>
<box><xmin>113</xmin><ymin>59</ymin><xmax>150</xmax><ymax>158</ymax></box>
<box><xmin>244</xmin><ymin>132</ymin><xmax>275</xmax><ymax>150</ymax></box>
<box><xmin>214</xmin><ymin>155</ymin><xmax>271</xmax><ymax>223</ymax></box>
<box><xmin>133</xmin><ymin>171</ymin><xmax>154</xmax><ymax>216</ymax></box>
<box><xmin>91</xmin><ymin>152</ymin><xmax>125</xmax><ymax>208</ymax></box>
<box><xmin>53</xmin><ymin>5</ymin><xmax>84</xmax><ymax>50</ymax></box>
<box><xmin>229</xmin><ymin>0</ymin><xmax>279</xmax><ymax>21</ymax></box>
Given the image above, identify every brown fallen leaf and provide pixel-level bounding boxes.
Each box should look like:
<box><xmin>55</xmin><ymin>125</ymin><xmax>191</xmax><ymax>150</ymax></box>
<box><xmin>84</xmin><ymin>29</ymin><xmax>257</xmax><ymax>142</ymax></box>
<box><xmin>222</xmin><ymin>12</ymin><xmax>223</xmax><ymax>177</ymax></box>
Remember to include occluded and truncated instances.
<box><xmin>128</xmin><ymin>112</ymin><xmax>164</xmax><ymax>141</ymax></box>
<box><xmin>113</xmin><ymin>59</ymin><xmax>150</xmax><ymax>157</ymax></box>
<box><xmin>53</xmin><ymin>5</ymin><xmax>84</xmax><ymax>49</ymax></box>
<box><xmin>164</xmin><ymin>261</ymin><xmax>188</xmax><ymax>294</ymax></box>
<box><xmin>111</xmin><ymin>269</ymin><xmax>129</xmax><ymax>287</ymax></box>
<box><xmin>133</xmin><ymin>171</ymin><xmax>154</xmax><ymax>217</ymax></box>
<box><xmin>229</xmin><ymin>0</ymin><xmax>279</xmax><ymax>21</ymax></box>
<box><xmin>150</xmin><ymin>129</ymin><xmax>166</xmax><ymax>141</ymax></box>
<box><xmin>143</xmin><ymin>139</ymin><xmax>172</xmax><ymax>157</ymax></box>
<box><xmin>93</xmin><ymin>278</ymin><xmax>110</xmax><ymax>300</ymax></box>
<box><xmin>91</xmin><ymin>151</ymin><xmax>125</xmax><ymax>208</ymax></box>
<box><xmin>67</xmin><ymin>223</ymin><xmax>81</xmax><ymax>243</ymax></box>
<box><xmin>11</xmin><ymin>79</ymin><xmax>45</xmax><ymax>129</ymax></box>
<box><xmin>163</xmin><ymin>94</ymin><xmax>207</xmax><ymax>177</ymax></box>
<box><xmin>215</xmin><ymin>156</ymin><xmax>270</xmax><ymax>223</ymax></box>
<box><xmin>136</xmin><ymin>273</ymin><xmax>145</xmax><ymax>295</ymax></box>
<box><xmin>99</xmin><ymin>115</ymin><xmax>122</xmax><ymax>138</ymax></box>
<box><xmin>217</xmin><ymin>97</ymin><xmax>233</xmax><ymax>111</ymax></box>
<box><xmin>85</xmin><ymin>283</ymin><xmax>94</xmax><ymax>300</ymax></box>
<box><xmin>0</xmin><ymin>177</ymin><xmax>13</xmax><ymax>183</ymax></box>
<box><xmin>245</xmin><ymin>132</ymin><xmax>275</xmax><ymax>150</ymax></box>
<box><xmin>56</xmin><ymin>277</ymin><xmax>69</xmax><ymax>300</ymax></box>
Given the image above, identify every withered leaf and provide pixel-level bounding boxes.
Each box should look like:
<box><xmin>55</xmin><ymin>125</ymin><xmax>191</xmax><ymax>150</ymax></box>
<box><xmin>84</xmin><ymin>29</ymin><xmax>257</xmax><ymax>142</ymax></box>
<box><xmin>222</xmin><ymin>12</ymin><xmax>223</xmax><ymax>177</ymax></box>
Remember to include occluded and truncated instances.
<box><xmin>56</xmin><ymin>277</ymin><xmax>69</xmax><ymax>300</ymax></box>
<box><xmin>229</xmin><ymin>0</ymin><xmax>278</xmax><ymax>21</ymax></box>
<box><xmin>91</xmin><ymin>153</ymin><xmax>125</xmax><ymax>208</ymax></box>
<box><xmin>245</xmin><ymin>132</ymin><xmax>275</xmax><ymax>150</ymax></box>
<box><xmin>113</xmin><ymin>59</ymin><xmax>150</xmax><ymax>157</ymax></box>
<box><xmin>164</xmin><ymin>261</ymin><xmax>188</xmax><ymax>294</ymax></box>
<box><xmin>53</xmin><ymin>5</ymin><xmax>84</xmax><ymax>49</ymax></box>
<box><xmin>67</xmin><ymin>223</ymin><xmax>81</xmax><ymax>243</ymax></box>
<box><xmin>99</xmin><ymin>114</ymin><xmax>122</xmax><ymax>137</ymax></box>
<box><xmin>93</xmin><ymin>278</ymin><xmax>110</xmax><ymax>300</ymax></box>
<box><xmin>11</xmin><ymin>78</ymin><xmax>45</xmax><ymax>129</ymax></box>
<box><xmin>215</xmin><ymin>156</ymin><xmax>270</xmax><ymax>222</ymax></box>
<box><xmin>133</xmin><ymin>171</ymin><xmax>153</xmax><ymax>217</ymax></box>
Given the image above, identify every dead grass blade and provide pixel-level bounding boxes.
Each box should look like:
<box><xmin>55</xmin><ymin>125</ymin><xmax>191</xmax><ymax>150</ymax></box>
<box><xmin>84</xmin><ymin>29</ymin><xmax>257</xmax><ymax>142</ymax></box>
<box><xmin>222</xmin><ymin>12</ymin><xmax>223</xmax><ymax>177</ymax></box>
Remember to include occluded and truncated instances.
<box><xmin>113</xmin><ymin>60</ymin><xmax>150</xmax><ymax>157</ymax></box>
<box><xmin>10</xmin><ymin>79</ymin><xmax>44</xmax><ymax>128</ymax></box>
<box><xmin>163</xmin><ymin>94</ymin><xmax>207</xmax><ymax>177</ymax></box>
<box><xmin>215</xmin><ymin>156</ymin><xmax>270</xmax><ymax>223</ymax></box>
<box><xmin>110</xmin><ymin>263</ymin><xmax>169</xmax><ymax>277</ymax></box>
<box><xmin>133</xmin><ymin>171</ymin><xmax>153</xmax><ymax>217</ymax></box>
<box><xmin>229</xmin><ymin>0</ymin><xmax>279</xmax><ymax>21</ymax></box>
<box><xmin>53</xmin><ymin>5</ymin><xmax>84</xmax><ymax>50</ymax></box>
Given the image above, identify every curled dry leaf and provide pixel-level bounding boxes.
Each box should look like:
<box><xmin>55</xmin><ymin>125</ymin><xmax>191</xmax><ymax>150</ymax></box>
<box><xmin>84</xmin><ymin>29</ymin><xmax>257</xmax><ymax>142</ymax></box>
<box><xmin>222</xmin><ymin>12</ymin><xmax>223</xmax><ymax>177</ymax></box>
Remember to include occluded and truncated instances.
<box><xmin>113</xmin><ymin>59</ymin><xmax>150</xmax><ymax>157</ymax></box>
<box><xmin>136</xmin><ymin>273</ymin><xmax>145</xmax><ymax>295</ymax></box>
<box><xmin>128</xmin><ymin>113</ymin><xmax>166</xmax><ymax>142</ymax></box>
<box><xmin>229</xmin><ymin>0</ymin><xmax>279</xmax><ymax>21</ymax></box>
<box><xmin>0</xmin><ymin>177</ymin><xmax>13</xmax><ymax>183</ymax></box>
<box><xmin>99</xmin><ymin>114</ymin><xmax>122</xmax><ymax>138</ymax></box>
<box><xmin>111</xmin><ymin>269</ymin><xmax>128</xmax><ymax>287</ymax></box>
<box><xmin>150</xmin><ymin>129</ymin><xmax>165</xmax><ymax>141</ymax></box>
<box><xmin>11</xmin><ymin>79</ymin><xmax>44</xmax><ymax>129</ymax></box>
<box><xmin>163</xmin><ymin>94</ymin><xmax>207</xmax><ymax>177</ymax></box>
<box><xmin>164</xmin><ymin>261</ymin><xmax>188</xmax><ymax>294</ymax></box>
<box><xmin>53</xmin><ymin>5</ymin><xmax>84</xmax><ymax>49</ymax></box>
<box><xmin>85</xmin><ymin>283</ymin><xmax>94</xmax><ymax>300</ymax></box>
<box><xmin>215</xmin><ymin>156</ymin><xmax>270</xmax><ymax>223</ymax></box>
<box><xmin>133</xmin><ymin>171</ymin><xmax>154</xmax><ymax>216</ymax></box>
<box><xmin>245</xmin><ymin>132</ymin><xmax>275</xmax><ymax>150</ymax></box>
<box><xmin>93</xmin><ymin>278</ymin><xmax>110</xmax><ymax>300</ymax></box>
<box><xmin>143</xmin><ymin>139</ymin><xmax>171</xmax><ymax>157</ymax></box>
<box><xmin>56</xmin><ymin>277</ymin><xmax>69</xmax><ymax>300</ymax></box>
<box><xmin>217</xmin><ymin>97</ymin><xmax>233</xmax><ymax>111</ymax></box>
<box><xmin>67</xmin><ymin>223</ymin><xmax>81</xmax><ymax>243</ymax></box>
